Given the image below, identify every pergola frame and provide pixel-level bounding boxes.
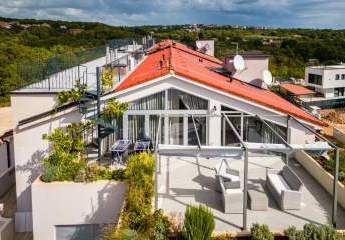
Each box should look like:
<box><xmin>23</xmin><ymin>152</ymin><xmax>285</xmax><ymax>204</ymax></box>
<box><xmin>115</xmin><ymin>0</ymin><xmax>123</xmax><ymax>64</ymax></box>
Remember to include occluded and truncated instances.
<box><xmin>154</xmin><ymin>112</ymin><xmax>340</xmax><ymax>230</ymax></box>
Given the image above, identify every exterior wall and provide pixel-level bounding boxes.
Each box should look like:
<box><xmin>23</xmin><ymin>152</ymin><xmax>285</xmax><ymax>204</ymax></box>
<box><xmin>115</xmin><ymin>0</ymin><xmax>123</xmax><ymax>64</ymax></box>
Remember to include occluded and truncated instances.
<box><xmin>208</xmin><ymin>99</ymin><xmax>221</xmax><ymax>146</ymax></box>
<box><xmin>11</xmin><ymin>93</ymin><xmax>58</xmax><ymax>122</ymax></box>
<box><xmin>294</xmin><ymin>150</ymin><xmax>345</xmax><ymax>209</ymax></box>
<box><xmin>13</xmin><ymin>109</ymin><xmax>82</xmax><ymax>232</ymax></box>
<box><xmin>32</xmin><ymin>178</ymin><xmax>126</xmax><ymax>240</ymax></box>
<box><xmin>288</xmin><ymin>119</ymin><xmax>315</xmax><ymax>144</ymax></box>
<box><xmin>306</xmin><ymin>66</ymin><xmax>345</xmax><ymax>97</ymax></box>
<box><xmin>225</xmin><ymin>56</ymin><xmax>269</xmax><ymax>86</ymax></box>
<box><xmin>0</xmin><ymin>137</ymin><xmax>15</xmax><ymax>197</ymax></box>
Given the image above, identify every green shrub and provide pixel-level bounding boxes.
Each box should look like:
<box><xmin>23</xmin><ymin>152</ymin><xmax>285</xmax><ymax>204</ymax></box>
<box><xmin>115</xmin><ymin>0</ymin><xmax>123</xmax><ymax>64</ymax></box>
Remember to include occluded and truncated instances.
<box><xmin>285</xmin><ymin>226</ymin><xmax>305</xmax><ymax>240</ymax></box>
<box><xmin>182</xmin><ymin>204</ymin><xmax>215</xmax><ymax>240</ymax></box>
<box><xmin>251</xmin><ymin>223</ymin><xmax>274</xmax><ymax>240</ymax></box>
<box><xmin>325</xmin><ymin>150</ymin><xmax>345</xmax><ymax>182</ymax></box>
<box><xmin>41</xmin><ymin>126</ymin><xmax>87</xmax><ymax>182</ymax></box>
<box><xmin>139</xmin><ymin>209</ymin><xmax>170</xmax><ymax>240</ymax></box>
<box><xmin>304</xmin><ymin>224</ymin><xmax>338</xmax><ymax>240</ymax></box>
<box><xmin>286</xmin><ymin>224</ymin><xmax>339</xmax><ymax>240</ymax></box>
<box><xmin>101</xmin><ymin>227</ymin><xmax>140</xmax><ymax>240</ymax></box>
<box><xmin>121</xmin><ymin>152</ymin><xmax>155</xmax><ymax>229</ymax></box>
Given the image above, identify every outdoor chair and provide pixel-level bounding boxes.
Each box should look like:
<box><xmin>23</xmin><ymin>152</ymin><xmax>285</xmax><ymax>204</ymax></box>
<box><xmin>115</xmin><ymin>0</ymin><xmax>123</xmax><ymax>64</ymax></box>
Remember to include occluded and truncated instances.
<box><xmin>110</xmin><ymin>140</ymin><xmax>131</xmax><ymax>165</ymax></box>
<box><xmin>214</xmin><ymin>159</ymin><xmax>241</xmax><ymax>192</ymax></box>
<box><xmin>266</xmin><ymin>166</ymin><xmax>303</xmax><ymax>210</ymax></box>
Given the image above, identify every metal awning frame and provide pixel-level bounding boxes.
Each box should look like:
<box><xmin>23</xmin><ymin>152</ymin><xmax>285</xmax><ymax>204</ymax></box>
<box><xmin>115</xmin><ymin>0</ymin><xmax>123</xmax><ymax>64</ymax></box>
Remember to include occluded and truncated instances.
<box><xmin>154</xmin><ymin>112</ymin><xmax>341</xmax><ymax>230</ymax></box>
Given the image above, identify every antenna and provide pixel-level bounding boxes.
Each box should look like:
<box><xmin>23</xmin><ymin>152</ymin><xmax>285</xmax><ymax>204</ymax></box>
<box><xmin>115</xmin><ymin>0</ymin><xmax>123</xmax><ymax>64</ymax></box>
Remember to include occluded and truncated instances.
<box><xmin>231</xmin><ymin>42</ymin><xmax>239</xmax><ymax>55</ymax></box>
<box><xmin>262</xmin><ymin>70</ymin><xmax>273</xmax><ymax>86</ymax></box>
<box><xmin>233</xmin><ymin>55</ymin><xmax>246</xmax><ymax>72</ymax></box>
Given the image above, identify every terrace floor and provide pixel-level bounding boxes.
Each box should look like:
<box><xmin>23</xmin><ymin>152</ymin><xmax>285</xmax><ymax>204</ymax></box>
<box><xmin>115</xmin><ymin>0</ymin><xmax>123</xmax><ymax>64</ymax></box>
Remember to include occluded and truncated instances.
<box><xmin>156</xmin><ymin>152</ymin><xmax>345</xmax><ymax>232</ymax></box>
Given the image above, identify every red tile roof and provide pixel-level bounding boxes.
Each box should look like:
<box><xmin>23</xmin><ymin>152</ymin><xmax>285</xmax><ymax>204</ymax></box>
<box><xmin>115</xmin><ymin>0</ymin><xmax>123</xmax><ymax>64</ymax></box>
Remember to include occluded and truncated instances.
<box><xmin>115</xmin><ymin>40</ymin><xmax>326</xmax><ymax>126</ymax></box>
<box><xmin>280</xmin><ymin>83</ymin><xmax>315</xmax><ymax>95</ymax></box>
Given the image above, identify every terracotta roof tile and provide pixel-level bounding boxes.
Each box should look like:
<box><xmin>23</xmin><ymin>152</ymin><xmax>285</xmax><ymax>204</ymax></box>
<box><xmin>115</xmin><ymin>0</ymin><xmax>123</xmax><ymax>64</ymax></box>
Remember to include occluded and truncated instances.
<box><xmin>115</xmin><ymin>40</ymin><xmax>326</xmax><ymax>127</ymax></box>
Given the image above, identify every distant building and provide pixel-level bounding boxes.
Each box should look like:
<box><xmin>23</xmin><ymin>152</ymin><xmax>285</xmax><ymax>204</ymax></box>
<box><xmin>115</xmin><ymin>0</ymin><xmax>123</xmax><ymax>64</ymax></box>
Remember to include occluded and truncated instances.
<box><xmin>301</xmin><ymin>64</ymin><xmax>345</xmax><ymax>108</ymax></box>
<box><xmin>0</xmin><ymin>21</ymin><xmax>12</xmax><ymax>29</ymax></box>
<box><xmin>68</xmin><ymin>28</ymin><xmax>84</xmax><ymax>35</ymax></box>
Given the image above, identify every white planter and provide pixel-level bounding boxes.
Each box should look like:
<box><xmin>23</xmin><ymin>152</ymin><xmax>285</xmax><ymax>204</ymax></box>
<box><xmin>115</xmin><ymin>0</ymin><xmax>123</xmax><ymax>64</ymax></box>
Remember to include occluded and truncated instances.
<box><xmin>32</xmin><ymin>177</ymin><xmax>126</xmax><ymax>240</ymax></box>
<box><xmin>334</xmin><ymin>128</ymin><xmax>345</xmax><ymax>144</ymax></box>
<box><xmin>294</xmin><ymin>150</ymin><xmax>345</xmax><ymax>209</ymax></box>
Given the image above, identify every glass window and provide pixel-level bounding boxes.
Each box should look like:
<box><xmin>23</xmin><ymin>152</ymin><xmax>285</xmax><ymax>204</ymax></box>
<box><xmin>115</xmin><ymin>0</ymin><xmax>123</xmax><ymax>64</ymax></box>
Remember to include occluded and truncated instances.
<box><xmin>56</xmin><ymin>224</ymin><xmax>100</xmax><ymax>240</ymax></box>
<box><xmin>334</xmin><ymin>87</ymin><xmax>345</xmax><ymax>97</ymax></box>
<box><xmin>128</xmin><ymin>115</ymin><xmax>145</xmax><ymax>141</ymax></box>
<box><xmin>335</xmin><ymin>74</ymin><xmax>340</xmax><ymax>80</ymax></box>
<box><xmin>169</xmin><ymin>117</ymin><xmax>184</xmax><ymax>145</ymax></box>
<box><xmin>308</xmin><ymin>74</ymin><xmax>322</xmax><ymax>85</ymax></box>
<box><xmin>168</xmin><ymin>89</ymin><xmax>208</xmax><ymax>110</ymax></box>
<box><xmin>188</xmin><ymin>116</ymin><xmax>207</xmax><ymax>145</ymax></box>
<box><xmin>128</xmin><ymin>91</ymin><xmax>165</xmax><ymax>110</ymax></box>
<box><xmin>221</xmin><ymin>116</ymin><xmax>242</xmax><ymax>146</ymax></box>
<box><xmin>341</xmin><ymin>74</ymin><xmax>345</xmax><ymax>80</ymax></box>
<box><xmin>149</xmin><ymin>115</ymin><xmax>164</xmax><ymax>145</ymax></box>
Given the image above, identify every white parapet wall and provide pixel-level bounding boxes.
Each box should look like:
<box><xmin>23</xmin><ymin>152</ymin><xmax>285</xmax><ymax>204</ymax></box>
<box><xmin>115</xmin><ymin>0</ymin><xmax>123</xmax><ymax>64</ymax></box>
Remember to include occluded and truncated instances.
<box><xmin>294</xmin><ymin>150</ymin><xmax>345</xmax><ymax>209</ymax></box>
<box><xmin>333</xmin><ymin>128</ymin><xmax>345</xmax><ymax>144</ymax></box>
<box><xmin>32</xmin><ymin>178</ymin><xmax>126</xmax><ymax>240</ymax></box>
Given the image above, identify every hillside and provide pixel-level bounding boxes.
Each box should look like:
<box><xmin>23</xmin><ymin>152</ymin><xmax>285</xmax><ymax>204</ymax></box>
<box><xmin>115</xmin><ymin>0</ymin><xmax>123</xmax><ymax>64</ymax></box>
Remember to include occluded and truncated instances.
<box><xmin>1</xmin><ymin>17</ymin><xmax>345</xmax><ymax>106</ymax></box>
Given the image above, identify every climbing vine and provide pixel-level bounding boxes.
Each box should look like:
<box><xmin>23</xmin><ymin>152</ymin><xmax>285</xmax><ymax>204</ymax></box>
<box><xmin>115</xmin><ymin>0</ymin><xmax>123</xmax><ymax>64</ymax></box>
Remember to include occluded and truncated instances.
<box><xmin>101</xmin><ymin>67</ymin><xmax>115</xmax><ymax>88</ymax></box>
<box><xmin>57</xmin><ymin>80</ymin><xmax>87</xmax><ymax>107</ymax></box>
<box><xmin>102</xmin><ymin>98</ymin><xmax>128</xmax><ymax>121</ymax></box>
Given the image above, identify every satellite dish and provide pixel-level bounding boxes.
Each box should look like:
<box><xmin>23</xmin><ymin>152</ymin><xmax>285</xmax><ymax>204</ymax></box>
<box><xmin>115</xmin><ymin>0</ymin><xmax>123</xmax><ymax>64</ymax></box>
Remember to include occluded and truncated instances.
<box><xmin>233</xmin><ymin>55</ymin><xmax>245</xmax><ymax>71</ymax></box>
<box><xmin>196</xmin><ymin>41</ymin><xmax>203</xmax><ymax>49</ymax></box>
<box><xmin>262</xmin><ymin>70</ymin><xmax>273</xmax><ymax>85</ymax></box>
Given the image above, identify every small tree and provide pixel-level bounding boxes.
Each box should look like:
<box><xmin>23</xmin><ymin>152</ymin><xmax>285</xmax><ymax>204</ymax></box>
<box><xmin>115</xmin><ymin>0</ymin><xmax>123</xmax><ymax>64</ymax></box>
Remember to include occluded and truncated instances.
<box><xmin>182</xmin><ymin>204</ymin><xmax>215</xmax><ymax>240</ymax></box>
<box><xmin>41</xmin><ymin>122</ymin><xmax>92</xmax><ymax>182</ymax></box>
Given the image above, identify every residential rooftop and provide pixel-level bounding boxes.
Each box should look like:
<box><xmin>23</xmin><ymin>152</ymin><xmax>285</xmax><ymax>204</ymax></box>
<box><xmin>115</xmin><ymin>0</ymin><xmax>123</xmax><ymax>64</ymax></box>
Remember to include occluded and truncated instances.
<box><xmin>116</xmin><ymin>40</ymin><xmax>325</xmax><ymax>126</ymax></box>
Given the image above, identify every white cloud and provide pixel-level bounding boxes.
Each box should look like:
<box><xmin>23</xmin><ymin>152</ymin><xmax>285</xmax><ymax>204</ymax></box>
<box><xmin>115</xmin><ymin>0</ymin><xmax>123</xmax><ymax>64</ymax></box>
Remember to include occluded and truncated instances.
<box><xmin>0</xmin><ymin>0</ymin><xmax>344</xmax><ymax>28</ymax></box>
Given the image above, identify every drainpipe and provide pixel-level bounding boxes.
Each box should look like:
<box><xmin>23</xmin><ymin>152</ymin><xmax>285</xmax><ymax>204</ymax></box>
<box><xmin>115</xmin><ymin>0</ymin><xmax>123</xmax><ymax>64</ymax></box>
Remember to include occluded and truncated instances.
<box><xmin>96</xmin><ymin>67</ymin><xmax>102</xmax><ymax>161</ymax></box>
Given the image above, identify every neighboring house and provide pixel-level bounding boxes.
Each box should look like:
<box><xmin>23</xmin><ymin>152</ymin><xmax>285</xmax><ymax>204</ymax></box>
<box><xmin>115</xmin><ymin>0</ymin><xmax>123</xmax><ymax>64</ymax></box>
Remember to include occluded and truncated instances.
<box><xmin>8</xmin><ymin>39</ymin><xmax>328</xmax><ymax>236</ymax></box>
<box><xmin>0</xmin><ymin>21</ymin><xmax>12</xmax><ymax>29</ymax></box>
<box><xmin>303</xmin><ymin>64</ymin><xmax>345</xmax><ymax>108</ymax></box>
<box><xmin>68</xmin><ymin>28</ymin><xmax>84</xmax><ymax>35</ymax></box>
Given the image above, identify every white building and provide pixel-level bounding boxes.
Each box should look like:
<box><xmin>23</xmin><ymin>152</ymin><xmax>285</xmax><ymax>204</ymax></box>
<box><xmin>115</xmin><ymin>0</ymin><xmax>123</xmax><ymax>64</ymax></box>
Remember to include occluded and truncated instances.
<box><xmin>6</xmin><ymin>39</ymin><xmax>333</xmax><ymax>238</ymax></box>
<box><xmin>304</xmin><ymin>64</ymin><xmax>345</xmax><ymax>108</ymax></box>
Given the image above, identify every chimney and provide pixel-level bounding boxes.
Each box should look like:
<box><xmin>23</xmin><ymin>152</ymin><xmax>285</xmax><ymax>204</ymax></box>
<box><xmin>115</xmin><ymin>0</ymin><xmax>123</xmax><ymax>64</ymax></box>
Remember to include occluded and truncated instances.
<box><xmin>195</xmin><ymin>40</ymin><xmax>215</xmax><ymax>56</ymax></box>
<box><xmin>224</xmin><ymin>53</ymin><xmax>270</xmax><ymax>88</ymax></box>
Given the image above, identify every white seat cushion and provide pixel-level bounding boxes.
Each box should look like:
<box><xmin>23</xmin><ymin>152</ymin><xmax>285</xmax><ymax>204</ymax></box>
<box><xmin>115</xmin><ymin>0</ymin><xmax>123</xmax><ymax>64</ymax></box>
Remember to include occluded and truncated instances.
<box><xmin>268</xmin><ymin>174</ymin><xmax>291</xmax><ymax>194</ymax></box>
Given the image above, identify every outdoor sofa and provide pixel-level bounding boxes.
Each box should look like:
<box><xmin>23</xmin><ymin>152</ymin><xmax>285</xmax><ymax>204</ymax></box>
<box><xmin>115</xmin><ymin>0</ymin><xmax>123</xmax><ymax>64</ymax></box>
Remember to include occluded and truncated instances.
<box><xmin>266</xmin><ymin>166</ymin><xmax>303</xmax><ymax>210</ymax></box>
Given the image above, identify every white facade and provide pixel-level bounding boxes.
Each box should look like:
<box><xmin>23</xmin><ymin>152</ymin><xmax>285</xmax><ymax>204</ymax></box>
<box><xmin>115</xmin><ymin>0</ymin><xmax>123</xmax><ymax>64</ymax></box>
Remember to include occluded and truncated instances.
<box><xmin>32</xmin><ymin>179</ymin><xmax>126</xmax><ymax>240</ymax></box>
<box><xmin>8</xmin><ymin>43</ymin><xmax>322</xmax><ymax>236</ymax></box>
<box><xmin>305</xmin><ymin>65</ymin><xmax>345</xmax><ymax>98</ymax></box>
<box><xmin>13</xmin><ymin>108</ymin><xmax>82</xmax><ymax>232</ymax></box>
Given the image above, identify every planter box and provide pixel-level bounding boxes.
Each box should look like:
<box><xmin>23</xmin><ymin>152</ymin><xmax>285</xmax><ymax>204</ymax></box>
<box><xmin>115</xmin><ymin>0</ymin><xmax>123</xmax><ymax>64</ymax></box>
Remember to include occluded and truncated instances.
<box><xmin>334</xmin><ymin>128</ymin><xmax>345</xmax><ymax>144</ymax></box>
<box><xmin>32</xmin><ymin>177</ymin><xmax>126</xmax><ymax>240</ymax></box>
<box><xmin>294</xmin><ymin>150</ymin><xmax>345</xmax><ymax>209</ymax></box>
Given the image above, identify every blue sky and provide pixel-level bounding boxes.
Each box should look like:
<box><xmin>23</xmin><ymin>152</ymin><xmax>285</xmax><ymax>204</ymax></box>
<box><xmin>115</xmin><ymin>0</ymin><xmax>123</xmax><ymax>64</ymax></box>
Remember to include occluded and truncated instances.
<box><xmin>0</xmin><ymin>0</ymin><xmax>344</xmax><ymax>28</ymax></box>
